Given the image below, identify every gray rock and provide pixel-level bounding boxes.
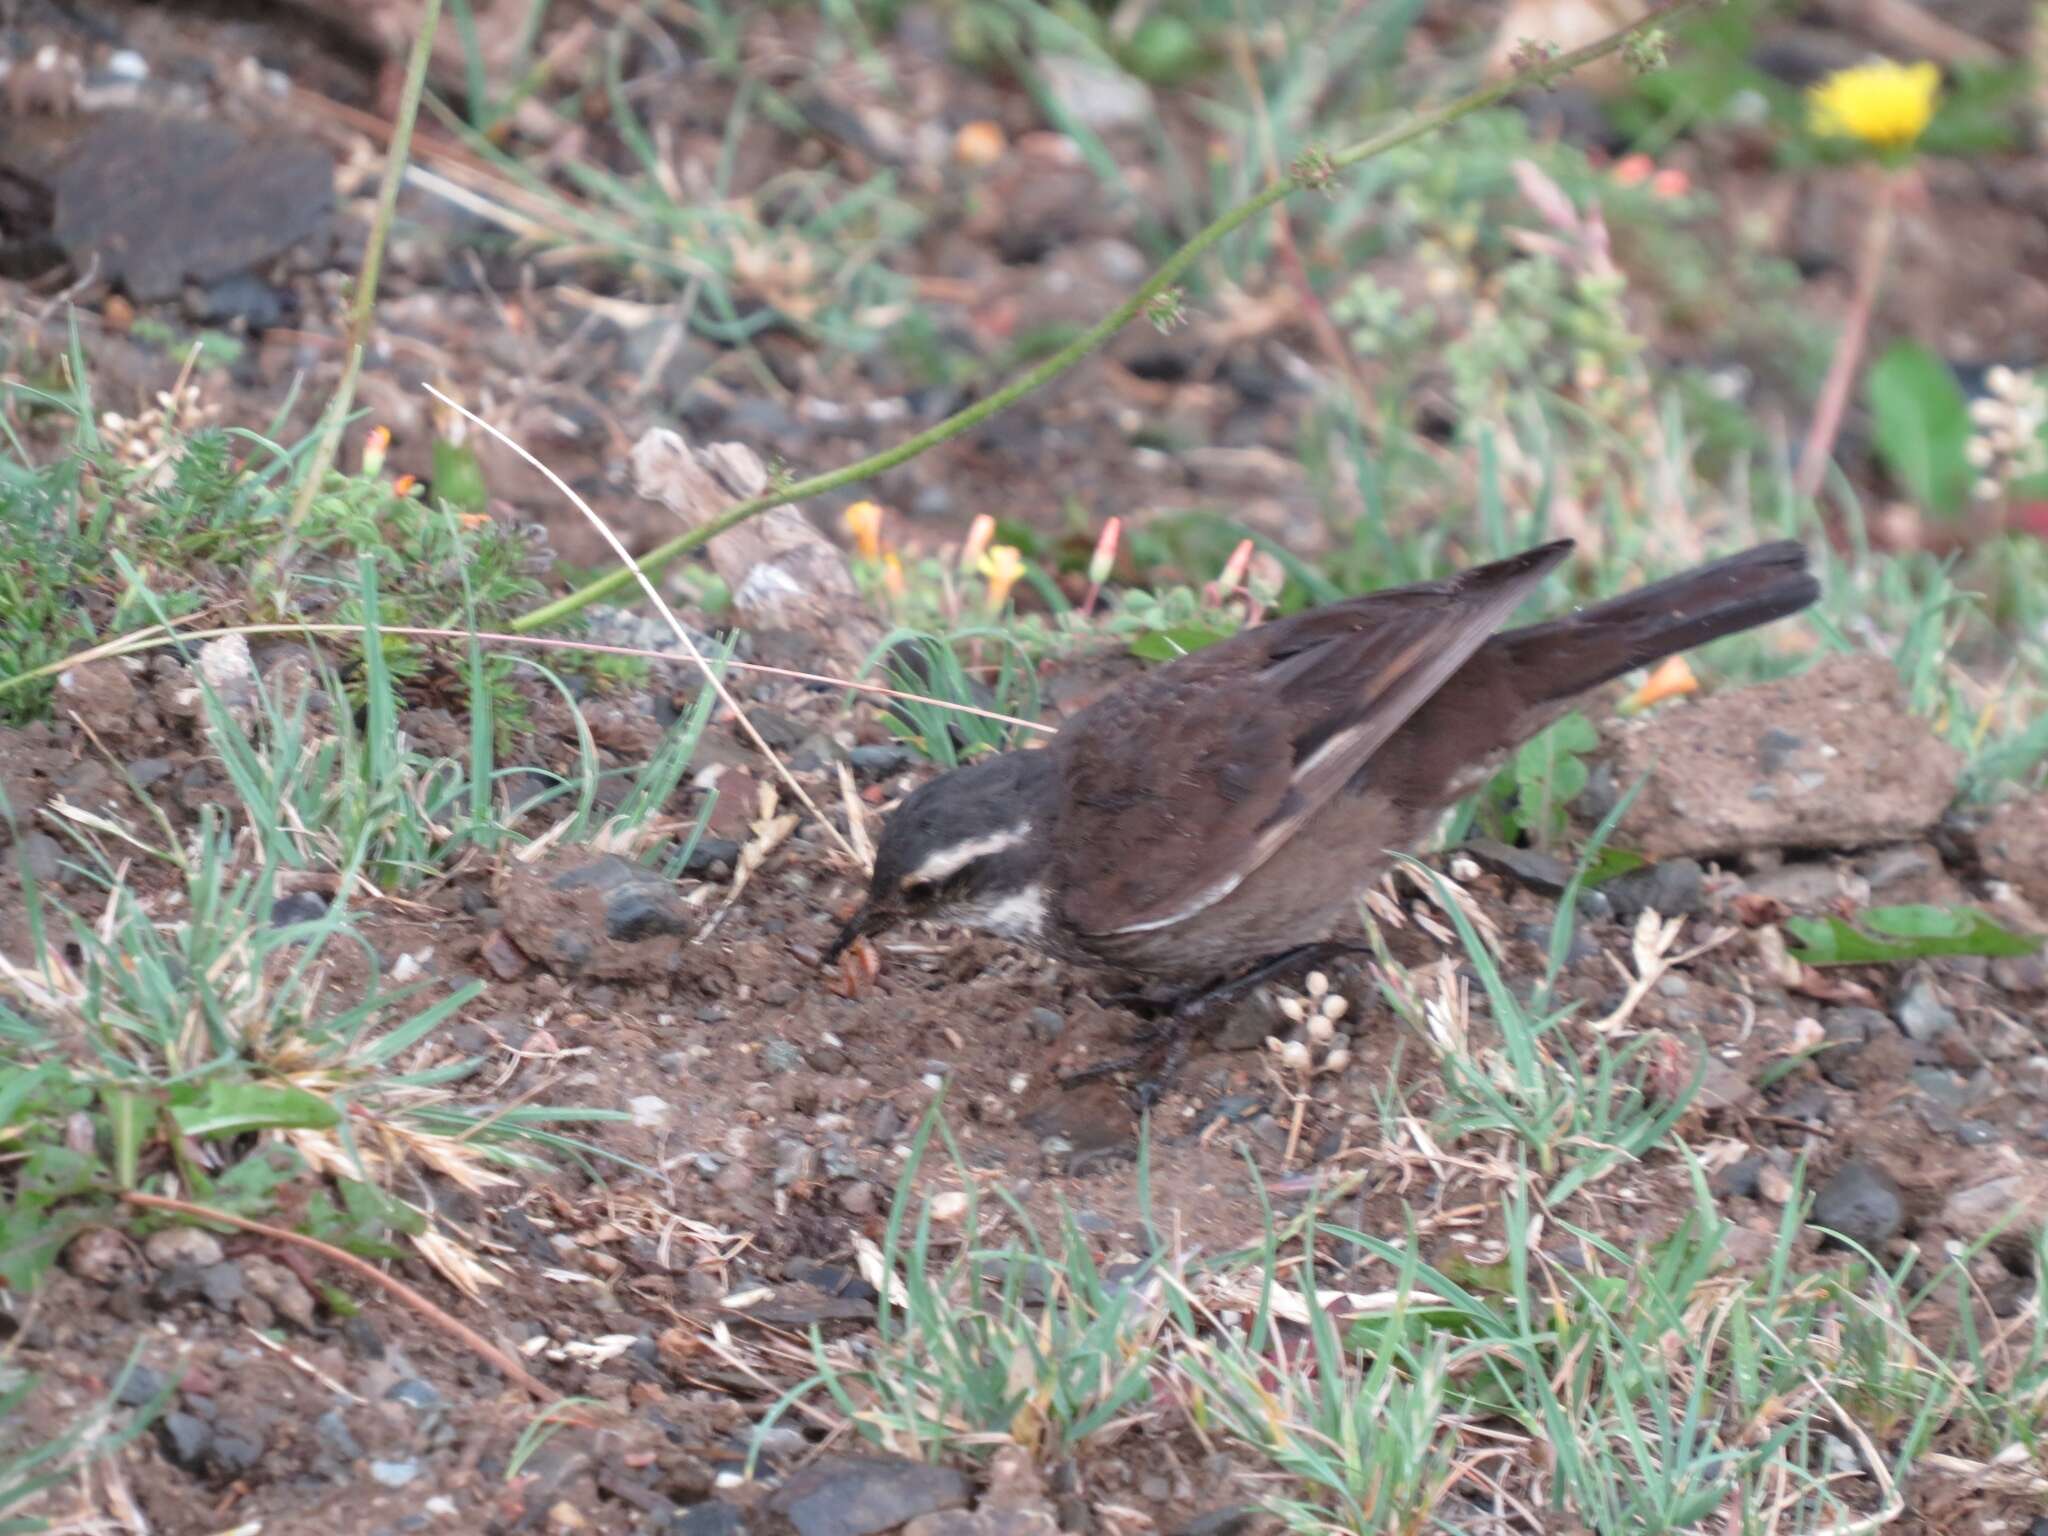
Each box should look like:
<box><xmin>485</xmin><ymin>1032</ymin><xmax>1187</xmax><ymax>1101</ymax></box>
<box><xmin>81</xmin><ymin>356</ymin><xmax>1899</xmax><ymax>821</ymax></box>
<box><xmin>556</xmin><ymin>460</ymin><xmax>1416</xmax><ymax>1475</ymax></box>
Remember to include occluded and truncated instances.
<box><xmin>198</xmin><ymin>1262</ymin><xmax>245</xmax><ymax>1311</ymax></box>
<box><xmin>1810</xmin><ymin>1159</ymin><xmax>1905</xmax><ymax>1248</ymax></box>
<box><xmin>848</xmin><ymin>745</ymin><xmax>917</xmax><ymax>779</ymax></box>
<box><xmin>1819</xmin><ymin>1006</ymin><xmax>1889</xmax><ymax>1053</ymax></box>
<box><xmin>370</xmin><ymin>1459</ymin><xmax>420</xmax><ymax>1488</ymax></box>
<box><xmin>386</xmin><ymin>1378</ymin><xmax>442</xmax><ymax>1411</ymax></box>
<box><xmin>1026</xmin><ymin>1008</ymin><xmax>1065</xmax><ymax>1043</ymax></box>
<box><xmin>1894</xmin><ymin>976</ymin><xmax>1958</xmax><ymax>1042</ymax></box>
<box><xmin>766</xmin><ymin>1455</ymin><xmax>972</xmax><ymax>1536</ymax></box>
<box><xmin>1464</xmin><ymin>838</ymin><xmax>1570</xmax><ymax>895</ymax></box>
<box><xmin>680</xmin><ymin>837</ymin><xmax>742</xmax><ymax>877</ymax></box>
<box><xmin>114</xmin><ymin>1364</ymin><xmax>169</xmax><ymax>1407</ymax></box>
<box><xmin>158</xmin><ymin>1412</ymin><xmax>211</xmax><ymax>1470</ymax></box>
<box><xmin>545</xmin><ymin>855</ymin><xmax>692</xmax><ymax>943</ymax></box>
<box><xmin>209</xmin><ymin>1419</ymin><xmax>264</xmax><ymax>1477</ymax></box>
<box><xmin>1604</xmin><ymin>859</ymin><xmax>1705</xmax><ymax>921</ymax></box>
<box><xmin>673</xmin><ymin>1503</ymin><xmax>749</xmax><ymax>1536</ymax></box>
<box><xmin>17</xmin><ymin>831</ymin><xmax>62</xmax><ymax>886</ymax></box>
<box><xmin>314</xmin><ymin>1408</ymin><xmax>362</xmax><ymax>1461</ymax></box>
<box><xmin>1910</xmin><ymin>1067</ymin><xmax>1976</xmax><ymax>1112</ymax></box>
<box><xmin>760</xmin><ymin>1039</ymin><xmax>807</xmax><ymax>1075</ymax></box>
<box><xmin>271</xmin><ymin>890</ymin><xmax>329</xmax><ymax>926</ymax></box>
<box><xmin>1711</xmin><ymin>1155</ymin><xmax>1764</xmax><ymax>1200</ymax></box>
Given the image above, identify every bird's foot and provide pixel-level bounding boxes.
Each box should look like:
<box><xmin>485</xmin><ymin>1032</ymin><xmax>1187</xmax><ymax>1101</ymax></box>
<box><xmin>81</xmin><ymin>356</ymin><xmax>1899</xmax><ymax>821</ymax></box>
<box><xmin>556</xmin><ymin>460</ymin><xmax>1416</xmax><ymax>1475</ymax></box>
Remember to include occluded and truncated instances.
<box><xmin>1163</xmin><ymin>941</ymin><xmax>1374</xmax><ymax>1022</ymax></box>
<box><xmin>1059</xmin><ymin>941</ymin><xmax>1369</xmax><ymax>1107</ymax></box>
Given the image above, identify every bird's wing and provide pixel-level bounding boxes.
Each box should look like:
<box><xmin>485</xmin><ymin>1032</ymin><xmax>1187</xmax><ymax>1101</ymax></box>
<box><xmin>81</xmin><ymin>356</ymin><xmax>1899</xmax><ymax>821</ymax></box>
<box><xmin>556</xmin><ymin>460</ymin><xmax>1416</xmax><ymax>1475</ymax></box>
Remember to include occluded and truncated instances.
<box><xmin>1053</xmin><ymin>541</ymin><xmax>1571</xmax><ymax>939</ymax></box>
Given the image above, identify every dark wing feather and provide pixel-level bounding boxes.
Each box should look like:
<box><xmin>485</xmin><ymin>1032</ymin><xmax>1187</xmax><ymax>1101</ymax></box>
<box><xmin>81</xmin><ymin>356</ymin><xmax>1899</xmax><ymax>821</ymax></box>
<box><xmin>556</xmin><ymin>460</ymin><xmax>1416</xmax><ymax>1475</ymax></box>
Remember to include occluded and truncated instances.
<box><xmin>1053</xmin><ymin>541</ymin><xmax>1572</xmax><ymax>939</ymax></box>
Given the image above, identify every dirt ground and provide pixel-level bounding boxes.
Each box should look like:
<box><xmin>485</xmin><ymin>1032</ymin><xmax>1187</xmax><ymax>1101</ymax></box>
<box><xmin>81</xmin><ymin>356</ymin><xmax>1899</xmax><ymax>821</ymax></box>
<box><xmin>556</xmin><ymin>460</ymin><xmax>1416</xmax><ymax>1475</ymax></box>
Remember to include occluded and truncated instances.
<box><xmin>5</xmin><ymin>1</ymin><xmax>2048</xmax><ymax>1533</ymax></box>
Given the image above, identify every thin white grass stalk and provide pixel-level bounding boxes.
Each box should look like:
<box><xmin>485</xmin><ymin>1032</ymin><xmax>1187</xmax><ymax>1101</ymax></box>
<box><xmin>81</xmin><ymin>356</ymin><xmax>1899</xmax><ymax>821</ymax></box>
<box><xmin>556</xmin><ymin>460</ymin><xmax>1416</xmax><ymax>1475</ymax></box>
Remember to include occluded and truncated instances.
<box><xmin>424</xmin><ymin>384</ymin><xmax>863</xmax><ymax>865</ymax></box>
<box><xmin>16</xmin><ymin>619</ymin><xmax>1054</xmax><ymax>736</ymax></box>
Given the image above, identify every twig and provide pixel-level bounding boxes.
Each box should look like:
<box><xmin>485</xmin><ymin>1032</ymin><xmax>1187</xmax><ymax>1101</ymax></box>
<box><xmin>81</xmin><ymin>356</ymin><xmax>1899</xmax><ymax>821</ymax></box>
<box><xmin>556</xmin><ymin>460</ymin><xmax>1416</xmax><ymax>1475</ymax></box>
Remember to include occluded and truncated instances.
<box><xmin>267</xmin><ymin>0</ymin><xmax>446</xmax><ymax>587</ymax></box>
<box><xmin>1796</xmin><ymin>168</ymin><xmax>1900</xmax><ymax>501</ymax></box>
<box><xmin>424</xmin><ymin>384</ymin><xmax>865</xmax><ymax>868</ymax></box>
<box><xmin>121</xmin><ymin>1191</ymin><xmax>562</xmax><ymax>1404</ymax></box>
<box><xmin>511</xmin><ymin>0</ymin><xmax>1718</xmax><ymax>635</ymax></box>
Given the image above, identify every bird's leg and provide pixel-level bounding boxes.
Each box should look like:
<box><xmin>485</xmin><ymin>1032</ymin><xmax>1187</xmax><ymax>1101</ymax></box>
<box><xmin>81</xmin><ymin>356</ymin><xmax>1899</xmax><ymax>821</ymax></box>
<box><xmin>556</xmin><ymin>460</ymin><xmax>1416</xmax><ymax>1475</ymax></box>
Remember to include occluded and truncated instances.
<box><xmin>1162</xmin><ymin>940</ymin><xmax>1374</xmax><ymax>1022</ymax></box>
<box><xmin>1060</xmin><ymin>941</ymin><xmax>1372</xmax><ymax>1102</ymax></box>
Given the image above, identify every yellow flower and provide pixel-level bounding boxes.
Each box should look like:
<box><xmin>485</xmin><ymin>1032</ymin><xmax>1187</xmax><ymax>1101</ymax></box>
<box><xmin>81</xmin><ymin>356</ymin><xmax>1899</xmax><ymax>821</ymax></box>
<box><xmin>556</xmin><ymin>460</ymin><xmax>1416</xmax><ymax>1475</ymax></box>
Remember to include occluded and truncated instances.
<box><xmin>979</xmin><ymin>545</ymin><xmax>1025</xmax><ymax>611</ymax></box>
<box><xmin>1808</xmin><ymin>60</ymin><xmax>1939</xmax><ymax>154</ymax></box>
<box><xmin>841</xmin><ymin>500</ymin><xmax>885</xmax><ymax>562</ymax></box>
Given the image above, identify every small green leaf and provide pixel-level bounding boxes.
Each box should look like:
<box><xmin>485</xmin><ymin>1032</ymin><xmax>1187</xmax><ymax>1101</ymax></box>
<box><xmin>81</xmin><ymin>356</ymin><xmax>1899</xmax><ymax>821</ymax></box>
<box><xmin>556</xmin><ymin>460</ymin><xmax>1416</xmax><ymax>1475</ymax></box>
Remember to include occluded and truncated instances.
<box><xmin>430</xmin><ymin>438</ymin><xmax>490</xmax><ymax>516</ymax></box>
<box><xmin>1582</xmin><ymin>847</ymin><xmax>1648</xmax><ymax>885</ymax></box>
<box><xmin>169</xmin><ymin>1081</ymin><xmax>340</xmax><ymax>1140</ymax></box>
<box><xmin>1512</xmin><ymin>712</ymin><xmax>1598</xmax><ymax>846</ymax></box>
<box><xmin>1127</xmin><ymin>623</ymin><xmax>1234</xmax><ymax>662</ymax></box>
<box><xmin>1866</xmin><ymin>342</ymin><xmax>1972</xmax><ymax>520</ymax></box>
<box><xmin>99</xmin><ymin>1086</ymin><xmax>153</xmax><ymax>1189</ymax></box>
<box><xmin>1785</xmin><ymin>904</ymin><xmax>2043</xmax><ymax>966</ymax></box>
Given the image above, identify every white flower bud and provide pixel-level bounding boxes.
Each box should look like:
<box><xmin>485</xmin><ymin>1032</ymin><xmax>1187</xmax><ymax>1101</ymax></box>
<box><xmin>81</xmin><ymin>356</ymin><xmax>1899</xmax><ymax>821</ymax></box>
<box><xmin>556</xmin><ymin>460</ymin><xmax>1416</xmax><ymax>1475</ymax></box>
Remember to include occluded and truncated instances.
<box><xmin>1322</xmin><ymin>1047</ymin><xmax>1352</xmax><ymax>1075</ymax></box>
<box><xmin>1305</xmin><ymin>971</ymin><xmax>1329</xmax><ymax>999</ymax></box>
<box><xmin>1323</xmin><ymin>996</ymin><xmax>1349</xmax><ymax>1021</ymax></box>
<box><xmin>1278</xmin><ymin>996</ymin><xmax>1307</xmax><ymax>1023</ymax></box>
<box><xmin>1307</xmin><ymin>1014</ymin><xmax>1335</xmax><ymax>1043</ymax></box>
<box><xmin>1280</xmin><ymin>1039</ymin><xmax>1312</xmax><ymax>1073</ymax></box>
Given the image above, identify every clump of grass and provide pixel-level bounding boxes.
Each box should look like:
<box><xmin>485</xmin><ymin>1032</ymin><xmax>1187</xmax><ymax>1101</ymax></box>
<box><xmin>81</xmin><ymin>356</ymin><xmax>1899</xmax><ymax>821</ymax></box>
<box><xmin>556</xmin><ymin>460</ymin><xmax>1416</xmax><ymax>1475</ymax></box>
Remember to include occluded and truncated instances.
<box><xmin>864</xmin><ymin>629</ymin><xmax>1039</xmax><ymax>768</ymax></box>
<box><xmin>0</xmin><ymin>803</ymin><xmax>615</xmax><ymax>1287</ymax></box>
<box><xmin>765</xmin><ymin>1105</ymin><xmax>1172</xmax><ymax>1463</ymax></box>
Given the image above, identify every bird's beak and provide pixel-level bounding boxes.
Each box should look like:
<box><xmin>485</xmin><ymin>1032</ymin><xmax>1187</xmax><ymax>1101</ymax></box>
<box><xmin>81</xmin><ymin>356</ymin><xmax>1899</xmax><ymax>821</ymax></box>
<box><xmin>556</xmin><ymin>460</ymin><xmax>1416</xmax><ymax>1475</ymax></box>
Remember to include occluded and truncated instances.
<box><xmin>823</xmin><ymin>900</ymin><xmax>892</xmax><ymax>964</ymax></box>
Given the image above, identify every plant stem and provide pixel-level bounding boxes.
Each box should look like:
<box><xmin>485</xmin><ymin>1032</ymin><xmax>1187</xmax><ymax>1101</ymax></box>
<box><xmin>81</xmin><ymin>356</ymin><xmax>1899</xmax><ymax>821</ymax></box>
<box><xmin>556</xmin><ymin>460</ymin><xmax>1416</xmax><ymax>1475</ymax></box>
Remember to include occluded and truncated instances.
<box><xmin>264</xmin><ymin>0</ymin><xmax>444</xmax><ymax>592</ymax></box>
<box><xmin>1796</xmin><ymin>166</ymin><xmax>1900</xmax><ymax>502</ymax></box>
<box><xmin>512</xmin><ymin>0</ymin><xmax>1711</xmax><ymax>635</ymax></box>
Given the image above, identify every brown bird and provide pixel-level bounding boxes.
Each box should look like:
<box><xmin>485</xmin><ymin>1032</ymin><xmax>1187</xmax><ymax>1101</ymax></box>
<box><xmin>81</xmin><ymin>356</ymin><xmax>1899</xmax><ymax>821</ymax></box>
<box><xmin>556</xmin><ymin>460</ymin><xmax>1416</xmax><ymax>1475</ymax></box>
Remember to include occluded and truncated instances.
<box><xmin>828</xmin><ymin>539</ymin><xmax>1817</xmax><ymax>1069</ymax></box>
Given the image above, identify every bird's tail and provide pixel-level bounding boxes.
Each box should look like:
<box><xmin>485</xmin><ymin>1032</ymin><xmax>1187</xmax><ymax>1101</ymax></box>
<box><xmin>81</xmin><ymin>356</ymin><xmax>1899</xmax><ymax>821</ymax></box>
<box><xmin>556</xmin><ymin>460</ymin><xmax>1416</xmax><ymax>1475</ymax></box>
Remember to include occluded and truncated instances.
<box><xmin>1491</xmin><ymin>541</ymin><xmax>1819</xmax><ymax>703</ymax></box>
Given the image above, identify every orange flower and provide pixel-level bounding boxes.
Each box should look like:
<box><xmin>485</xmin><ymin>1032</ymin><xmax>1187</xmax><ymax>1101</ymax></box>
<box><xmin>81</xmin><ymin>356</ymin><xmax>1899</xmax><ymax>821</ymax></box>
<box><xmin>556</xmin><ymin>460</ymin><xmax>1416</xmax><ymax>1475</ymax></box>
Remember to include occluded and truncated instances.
<box><xmin>842</xmin><ymin>500</ymin><xmax>886</xmax><ymax>562</ymax></box>
<box><xmin>954</xmin><ymin>120</ymin><xmax>1006</xmax><ymax>167</ymax></box>
<box><xmin>361</xmin><ymin>425</ymin><xmax>391</xmax><ymax>478</ymax></box>
<box><xmin>1621</xmin><ymin>654</ymin><xmax>1699</xmax><ymax>714</ymax></box>
<box><xmin>881</xmin><ymin>551</ymin><xmax>906</xmax><ymax>601</ymax></box>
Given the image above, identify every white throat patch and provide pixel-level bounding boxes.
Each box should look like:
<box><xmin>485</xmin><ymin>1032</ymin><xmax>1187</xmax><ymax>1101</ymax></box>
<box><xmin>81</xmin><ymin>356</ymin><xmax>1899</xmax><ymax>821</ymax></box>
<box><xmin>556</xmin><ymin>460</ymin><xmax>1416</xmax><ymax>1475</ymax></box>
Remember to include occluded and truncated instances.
<box><xmin>966</xmin><ymin>883</ymin><xmax>1048</xmax><ymax>941</ymax></box>
<box><xmin>906</xmin><ymin>823</ymin><xmax>1032</xmax><ymax>886</ymax></box>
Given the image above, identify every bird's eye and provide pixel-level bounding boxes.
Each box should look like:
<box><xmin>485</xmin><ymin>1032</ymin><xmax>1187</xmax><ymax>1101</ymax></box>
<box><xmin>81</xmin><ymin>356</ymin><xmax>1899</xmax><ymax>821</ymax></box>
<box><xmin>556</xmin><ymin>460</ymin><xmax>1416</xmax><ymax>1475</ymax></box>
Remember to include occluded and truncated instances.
<box><xmin>899</xmin><ymin>877</ymin><xmax>934</xmax><ymax>900</ymax></box>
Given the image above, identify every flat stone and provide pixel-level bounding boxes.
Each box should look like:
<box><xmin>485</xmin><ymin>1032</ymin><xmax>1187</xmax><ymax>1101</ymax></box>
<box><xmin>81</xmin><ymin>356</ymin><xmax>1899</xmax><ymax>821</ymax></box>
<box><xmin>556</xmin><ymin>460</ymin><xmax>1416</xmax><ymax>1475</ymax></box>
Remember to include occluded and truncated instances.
<box><xmin>1588</xmin><ymin>656</ymin><xmax>1961</xmax><ymax>860</ymax></box>
<box><xmin>46</xmin><ymin>111</ymin><xmax>333</xmax><ymax>301</ymax></box>
<box><xmin>765</xmin><ymin>1455</ymin><xmax>971</xmax><ymax>1536</ymax></box>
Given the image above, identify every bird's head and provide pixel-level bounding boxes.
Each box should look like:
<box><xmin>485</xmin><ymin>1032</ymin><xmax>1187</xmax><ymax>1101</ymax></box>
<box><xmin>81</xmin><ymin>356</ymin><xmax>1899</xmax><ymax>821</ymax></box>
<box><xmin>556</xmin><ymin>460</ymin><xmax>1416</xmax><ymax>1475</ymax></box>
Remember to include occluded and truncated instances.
<box><xmin>825</xmin><ymin>749</ymin><xmax>1056</xmax><ymax>961</ymax></box>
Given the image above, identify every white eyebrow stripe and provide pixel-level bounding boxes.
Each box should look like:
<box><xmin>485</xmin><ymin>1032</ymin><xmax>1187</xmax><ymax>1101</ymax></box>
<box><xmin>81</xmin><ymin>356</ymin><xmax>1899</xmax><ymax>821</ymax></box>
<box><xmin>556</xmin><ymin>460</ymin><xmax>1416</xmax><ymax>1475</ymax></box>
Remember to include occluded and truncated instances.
<box><xmin>906</xmin><ymin>824</ymin><xmax>1032</xmax><ymax>885</ymax></box>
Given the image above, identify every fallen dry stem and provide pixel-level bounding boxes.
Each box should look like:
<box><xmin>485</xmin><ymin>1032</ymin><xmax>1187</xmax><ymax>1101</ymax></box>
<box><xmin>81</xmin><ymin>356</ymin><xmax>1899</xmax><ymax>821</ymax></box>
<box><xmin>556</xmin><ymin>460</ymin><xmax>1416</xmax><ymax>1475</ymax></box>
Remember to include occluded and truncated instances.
<box><xmin>424</xmin><ymin>384</ymin><xmax>864</xmax><ymax>867</ymax></box>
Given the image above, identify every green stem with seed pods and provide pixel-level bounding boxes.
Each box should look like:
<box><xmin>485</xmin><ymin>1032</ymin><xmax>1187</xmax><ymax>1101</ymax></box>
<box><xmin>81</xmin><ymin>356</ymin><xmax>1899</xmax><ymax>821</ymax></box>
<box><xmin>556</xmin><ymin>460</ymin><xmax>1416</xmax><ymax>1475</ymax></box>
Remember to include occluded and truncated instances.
<box><xmin>510</xmin><ymin>0</ymin><xmax>1714</xmax><ymax>635</ymax></box>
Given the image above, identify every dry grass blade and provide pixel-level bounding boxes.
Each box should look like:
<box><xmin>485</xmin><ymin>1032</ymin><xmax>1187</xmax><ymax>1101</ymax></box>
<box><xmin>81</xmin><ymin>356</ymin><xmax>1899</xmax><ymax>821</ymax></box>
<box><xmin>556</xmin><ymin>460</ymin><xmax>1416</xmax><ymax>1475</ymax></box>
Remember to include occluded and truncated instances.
<box><xmin>423</xmin><ymin>383</ymin><xmax>865</xmax><ymax>869</ymax></box>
